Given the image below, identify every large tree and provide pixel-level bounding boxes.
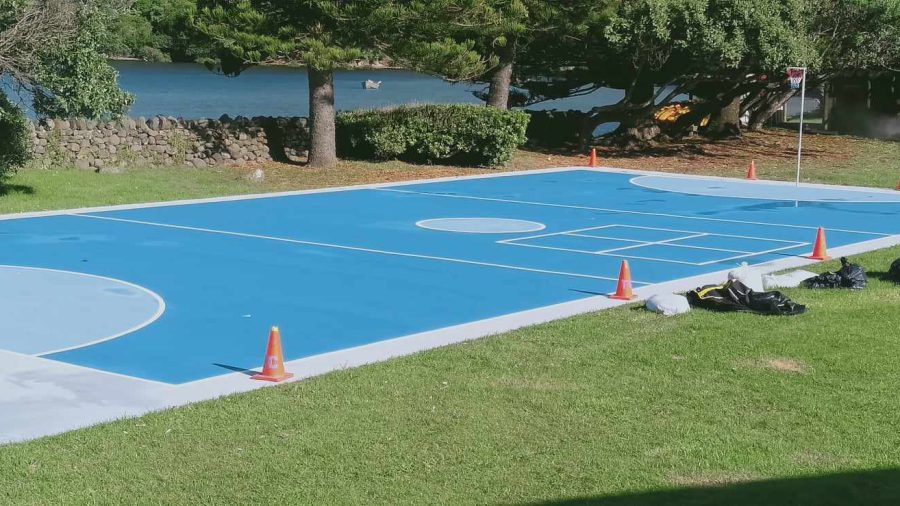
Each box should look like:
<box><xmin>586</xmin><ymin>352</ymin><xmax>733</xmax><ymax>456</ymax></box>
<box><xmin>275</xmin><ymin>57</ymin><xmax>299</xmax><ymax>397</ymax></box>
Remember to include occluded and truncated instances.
<box><xmin>105</xmin><ymin>0</ymin><xmax>200</xmax><ymax>62</ymax></box>
<box><xmin>1</xmin><ymin>0</ymin><xmax>132</xmax><ymax>172</ymax></box>
<box><xmin>32</xmin><ymin>0</ymin><xmax>134</xmax><ymax>118</ymax></box>
<box><xmin>421</xmin><ymin>1</ymin><xmax>617</xmax><ymax>110</ymax></box>
<box><xmin>681</xmin><ymin>0</ymin><xmax>812</xmax><ymax>136</ymax></box>
<box><xmin>1</xmin><ymin>0</ymin><xmax>133</xmax><ymax>119</ymax></box>
<box><xmin>0</xmin><ymin>0</ymin><xmax>74</xmax><ymax>83</ymax></box>
<box><xmin>412</xmin><ymin>0</ymin><xmax>528</xmax><ymax>109</ymax></box>
<box><xmin>195</xmin><ymin>0</ymin><xmax>488</xmax><ymax>167</ymax></box>
<box><xmin>512</xmin><ymin>0</ymin><xmax>900</xmax><ymax>145</ymax></box>
<box><xmin>511</xmin><ymin>0</ymin><xmax>814</xmax><ymax>145</ymax></box>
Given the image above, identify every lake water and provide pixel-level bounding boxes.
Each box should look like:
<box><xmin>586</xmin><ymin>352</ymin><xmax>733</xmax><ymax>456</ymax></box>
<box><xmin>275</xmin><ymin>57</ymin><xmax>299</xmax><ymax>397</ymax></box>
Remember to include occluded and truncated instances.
<box><xmin>114</xmin><ymin>62</ymin><xmax>623</xmax><ymax>118</ymax></box>
<box><xmin>5</xmin><ymin>61</ymin><xmax>613</xmax><ymax>119</ymax></box>
<box><xmin>5</xmin><ymin>62</ymin><xmax>815</xmax><ymax>129</ymax></box>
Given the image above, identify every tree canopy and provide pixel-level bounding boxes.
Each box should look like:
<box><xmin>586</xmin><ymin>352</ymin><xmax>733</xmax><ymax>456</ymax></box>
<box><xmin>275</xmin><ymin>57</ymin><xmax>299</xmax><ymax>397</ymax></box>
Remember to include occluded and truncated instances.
<box><xmin>1</xmin><ymin>0</ymin><xmax>132</xmax><ymax>120</ymax></box>
<box><xmin>32</xmin><ymin>1</ymin><xmax>134</xmax><ymax>118</ymax></box>
<box><xmin>105</xmin><ymin>0</ymin><xmax>200</xmax><ymax>62</ymax></box>
<box><xmin>194</xmin><ymin>0</ymin><xmax>492</xmax><ymax>166</ymax></box>
<box><xmin>509</xmin><ymin>0</ymin><xmax>900</xmax><ymax>145</ymax></box>
<box><xmin>3</xmin><ymin>0</ymin><xmax>899</xmax><ymax>165</ymax></box>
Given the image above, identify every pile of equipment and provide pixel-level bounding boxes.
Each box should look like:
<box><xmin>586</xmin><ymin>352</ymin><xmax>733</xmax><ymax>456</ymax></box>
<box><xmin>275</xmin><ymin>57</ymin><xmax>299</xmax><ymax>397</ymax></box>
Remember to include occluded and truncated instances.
<box><xmin>644</xmin><ymin>255</ymin><xmax>900</xmax><ymax>317</ymax></box>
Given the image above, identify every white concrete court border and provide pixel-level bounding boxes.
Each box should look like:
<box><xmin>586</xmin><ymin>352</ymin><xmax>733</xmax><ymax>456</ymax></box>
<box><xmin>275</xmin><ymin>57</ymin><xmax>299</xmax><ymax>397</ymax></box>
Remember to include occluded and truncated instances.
<box><xmin>1</xmin><ymin>165</ymin><xmax>899</xmax><ymax>444</ymax></box>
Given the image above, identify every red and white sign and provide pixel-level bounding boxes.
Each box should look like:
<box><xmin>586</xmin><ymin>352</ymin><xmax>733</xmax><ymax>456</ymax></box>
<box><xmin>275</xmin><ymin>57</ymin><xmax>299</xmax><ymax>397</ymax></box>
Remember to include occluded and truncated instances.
<box><xmin>787</xmin><ymin>67</ymin><xmax>805</xmax><ymax>90</ymax></box>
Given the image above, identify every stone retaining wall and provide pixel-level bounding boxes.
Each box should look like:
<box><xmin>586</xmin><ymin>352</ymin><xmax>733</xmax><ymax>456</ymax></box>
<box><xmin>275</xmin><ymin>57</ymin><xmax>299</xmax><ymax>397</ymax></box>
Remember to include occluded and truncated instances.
<box><xmin>28</xmin><ymin>115</ymin><xmax>310</xmax><ymax>170</ymax></box>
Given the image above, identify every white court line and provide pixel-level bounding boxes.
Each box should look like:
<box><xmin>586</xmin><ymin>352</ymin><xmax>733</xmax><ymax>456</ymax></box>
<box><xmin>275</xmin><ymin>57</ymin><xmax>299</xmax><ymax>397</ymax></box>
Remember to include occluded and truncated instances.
<box><xmin>568</xmin><ymin>233</ymin><xmax>776</xmax><ymax>254</ymax></box>
<box><xmin>602</xmin><ymin>224</ymin><xmax>705</xmax><ymax>234</ymax></box>
<box><xmin>595</xmin><ymin>233</ymin><xmax>709</xmax><ymax>255</ymax></box>
<box><xmin>565</xmin><ymin>233</ymin><xmax>650</xmax><ymax>244</ymax></box>
<box><xmin>496</xmin><ymin>225</ymin><xmax>616</xmax><ymax>243</ymax></box>
<box><xmin>655</xmin><ymin>243</ymin><xmax>755</xmax><ymax>254</ymax></box>
<box><xmin>500</xmin><ymin>242</ymin><xmax>610</xmax><ymax>256</ymax></box>
<box><xmin>604</xmin><ymin>253</ymin><xmax>700</xmax><ymax>266</ymax></box>
<box><xmin>416</xmin><ymin>217</ymin><xmax>546</xmax><ymax>234</ymax></box>
<box><xmin>71</xmin><ymin>214</ymin><xmax>647</xmax><ymax>285</ymax></box>
<box><xmin>0</xmin><ymin>265</ymin><xmax>168</xmax><ymax>359</ymax></box>
<box><xmin>695</xmin><ymin>243</ymin><xmax>810</xmax><ymax>266</ymax></box>
<box><xmin>579</xmin><ymin>227</ymin><xmax>806</xmax><ymax>245</ymax></box>
<box><xmin>499</xmin><ymin>221</ymin><xmax>813</xmax><ymax>267</ymax></box>
<box><xmin>599</xmin><ymin>224</ymin><xmax>806</xmax><ymax>244</ymax></box>
<box><xmin>629</xmin><ymin>175</ymin><xmax>900</xmax><ymax>204</ymax></box>
<box><xmin>507</xmin><ymin>238</ymin><xmax>812</xmax><ymax>268</ymax></box>
<box><xmin>502</xmin><ymin>241</ymin><xmax>701</xmax><ymax>266</ymax></box>
<box><xmin>585</xmin><ymin>232</ymin><xmax>808</xmax><ymax>259</ymax></box>
<box><xmin>601</xmin><ymin>241</ymin><xmax>808</xmax><ymax>267</ymax></box>
<box><xmin>378</xmin><ymin>188</ymin><xmax>891</xmax><ymax>237</ymax></box>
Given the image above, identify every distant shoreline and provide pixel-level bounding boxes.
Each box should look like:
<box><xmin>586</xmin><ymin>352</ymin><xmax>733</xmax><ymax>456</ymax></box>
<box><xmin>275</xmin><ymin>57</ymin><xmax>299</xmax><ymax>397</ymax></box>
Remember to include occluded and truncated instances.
<box><xmin>107</xmin><ymin>56</ymin><xmax>402</xmax><ymax>70</ymax></box>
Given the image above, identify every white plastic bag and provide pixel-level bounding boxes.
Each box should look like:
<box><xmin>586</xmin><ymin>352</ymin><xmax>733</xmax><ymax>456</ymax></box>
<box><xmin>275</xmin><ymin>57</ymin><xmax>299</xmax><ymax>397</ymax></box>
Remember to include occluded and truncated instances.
<box><xmin>762</xmin><ymin>270</ymin><xmax>817</xmax><ymax>290</ymax></box>
<box><xmin>645</xmin><ymin>293</ymin><xmax>691</xmax><ymax>316</ymax></box>
<box><xmin>728</xmin><ymin>262</ymin><xmax>764</xmax><ymax>292</ymax></box>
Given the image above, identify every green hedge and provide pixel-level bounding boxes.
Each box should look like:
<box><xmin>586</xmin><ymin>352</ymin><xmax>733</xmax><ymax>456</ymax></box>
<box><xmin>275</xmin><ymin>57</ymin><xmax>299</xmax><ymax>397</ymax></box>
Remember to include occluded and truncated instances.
<box><xmin>0</xmin><ymin>92</ymin><xmax>30</xmax><ymax>175</ymax></box>
<box><xmin>337</xmin><ymin>104</ymin><xmax>529</xmax><ymax>167</ymax></box>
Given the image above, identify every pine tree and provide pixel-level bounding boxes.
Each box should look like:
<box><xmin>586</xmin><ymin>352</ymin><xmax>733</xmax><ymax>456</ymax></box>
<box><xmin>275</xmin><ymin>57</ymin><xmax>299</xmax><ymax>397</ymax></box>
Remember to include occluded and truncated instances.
<box><xmin>195</xmin><ymin>0</ymin><xmax>491</xmax><ymax>167</ymax></box>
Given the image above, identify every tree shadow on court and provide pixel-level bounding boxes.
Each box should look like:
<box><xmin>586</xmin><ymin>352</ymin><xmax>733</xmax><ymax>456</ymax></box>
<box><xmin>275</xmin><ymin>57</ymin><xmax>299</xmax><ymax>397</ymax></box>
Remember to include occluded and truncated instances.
<box><xmin>521</xmin><ymin>468</ymin><xmax>900</xmax><ymax>506</ymax></box>
<box><xmin>213</xmin><ymin>363</ymin><xmax>260</xmax><ymax>376</ymax></box>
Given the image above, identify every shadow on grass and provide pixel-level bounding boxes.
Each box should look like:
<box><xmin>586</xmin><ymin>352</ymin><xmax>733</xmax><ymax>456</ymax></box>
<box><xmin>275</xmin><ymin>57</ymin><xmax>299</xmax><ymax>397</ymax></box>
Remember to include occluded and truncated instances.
<box><xmin>0</xmin><ymin>182</ymin><xmax>35</xmax><ymax>196</ymax></box>
<box><xmin>523</xmin><ymin>468</ymin><xmax>900</xmax><ymax>506</ymax></box>
<box><xmin>522</xmin><ymin>140</ymin><xmax>757</xmax><ymax>161</ymax></box>
<box><xmin>597</xmin><ymin>142</ymin><xmax>712</xmax><ymax>160</ymax></box>
<box><xmin>521</xmin><ymin>146</ymin><xmax>586</xmax><ymax>157</ymax></box>
<box><xmin>868</xmin><ymin>271</ymin><xmax>900</xmax><ymax>284</ymax></box>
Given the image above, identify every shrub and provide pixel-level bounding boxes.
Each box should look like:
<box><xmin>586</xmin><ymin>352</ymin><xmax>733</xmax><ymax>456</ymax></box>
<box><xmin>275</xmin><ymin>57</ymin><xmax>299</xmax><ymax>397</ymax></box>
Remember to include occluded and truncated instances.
<box><xmin>0</xmin><ymin>92</ymin><xmax>30</xmax><ymax>174</ymax></box>
<box><xmin>337</xmin><ymin>104</ymin><xmax>529</xmax><ymax>167</ymax></box>
<box><xmin>31</xmin><ymin>3</ymin><xmax>134</xmax><ymax>119</ymax></box>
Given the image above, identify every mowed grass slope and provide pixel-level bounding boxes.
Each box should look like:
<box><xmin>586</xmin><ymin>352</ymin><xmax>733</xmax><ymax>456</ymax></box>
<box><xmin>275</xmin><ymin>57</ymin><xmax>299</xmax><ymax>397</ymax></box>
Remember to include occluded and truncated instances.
<box><xmin>1</xmin><ymin>248</ymin><xmax>899</xmax><ymax>505</ymax></box>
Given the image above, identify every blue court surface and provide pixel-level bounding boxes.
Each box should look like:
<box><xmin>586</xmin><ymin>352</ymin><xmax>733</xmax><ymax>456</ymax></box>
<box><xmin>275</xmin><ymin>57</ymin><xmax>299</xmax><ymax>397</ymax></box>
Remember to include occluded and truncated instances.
<box><xmin>2</xmin><ymin>168</ymin><xmax>899</xmax><ymax>384</ymax></box>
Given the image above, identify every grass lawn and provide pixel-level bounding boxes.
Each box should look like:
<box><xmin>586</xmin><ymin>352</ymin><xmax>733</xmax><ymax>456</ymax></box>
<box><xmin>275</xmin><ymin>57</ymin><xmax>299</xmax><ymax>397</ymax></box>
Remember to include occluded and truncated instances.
<box><xmin>0</xmin><ymin>130</ymin><xmax>898</xmax><ymax>504</ymax></box>
<box><xmin>1</xmin><ymin>248</ymin><xmax>898</xmax><ymax>505</ymax></box>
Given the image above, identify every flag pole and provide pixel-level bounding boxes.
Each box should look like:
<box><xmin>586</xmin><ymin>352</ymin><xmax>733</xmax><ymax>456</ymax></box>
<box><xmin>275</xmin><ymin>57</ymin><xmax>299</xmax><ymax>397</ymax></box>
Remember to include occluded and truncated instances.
<box><xmin>793</xmin><ymin>67</ymin><xmax>807</xmax><ymax>187</ymax></box>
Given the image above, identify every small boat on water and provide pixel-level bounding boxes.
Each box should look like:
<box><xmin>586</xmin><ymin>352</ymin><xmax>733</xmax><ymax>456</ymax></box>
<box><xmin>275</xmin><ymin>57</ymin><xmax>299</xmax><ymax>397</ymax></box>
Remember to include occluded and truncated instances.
<box><xmin>362</xmin><ymin>80</ymin><xmax>382</xmax><ymax>90</ymax></box>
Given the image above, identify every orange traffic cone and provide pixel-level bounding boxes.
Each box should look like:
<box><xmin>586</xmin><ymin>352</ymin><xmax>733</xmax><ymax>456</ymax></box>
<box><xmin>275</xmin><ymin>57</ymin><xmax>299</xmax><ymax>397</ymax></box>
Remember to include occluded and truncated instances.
<box><xmin>807</xmin><ymin>227</ymin><xmax>831</xmax><ymax>261</ymax></box>
<box><xmin>588</xmin><ymin>148</ymin><xmax>598</xmax><ymax>167</ymax></box>
<box><xmin>251</xmin><ymin>326</ymin><xmax>294</xmax><ymax>382</ymax></box>
<box><xmin>746</xmin><ymin>160</ymin><xmax>758</xmax><ymax>180</ymax></box>
<box><xmin>609</xmin><ymin>260</ymin><xmax>637</xmax><ymax>300</ymax></box>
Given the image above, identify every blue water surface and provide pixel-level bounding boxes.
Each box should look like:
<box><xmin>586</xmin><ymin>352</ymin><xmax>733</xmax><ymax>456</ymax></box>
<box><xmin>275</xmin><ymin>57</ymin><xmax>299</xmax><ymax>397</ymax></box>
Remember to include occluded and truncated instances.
<box><xmin>4</xmin><ymin>62</ymin><xmax>625</xmax><ymax>119</ymax></box>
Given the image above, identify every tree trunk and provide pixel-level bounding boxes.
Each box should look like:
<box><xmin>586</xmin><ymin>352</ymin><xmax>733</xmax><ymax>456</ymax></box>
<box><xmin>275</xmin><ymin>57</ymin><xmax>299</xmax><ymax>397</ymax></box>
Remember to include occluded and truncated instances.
<box><xmin>706</xmin><ymin>95</ymin><xmax>742</xmax><ymax>137</ymax></box>
<box><xmin>486</xmin><ymin>38</ymin><xmax>516</xmax><ymax>109</ymax></box>
<box><xmin>605</xmin><ymin>78</ymin><xmax>660</xmax><ymax>147</ymax></box>
<box><xmin>307</xmin><ymin>66</ymin><xmax>337</xmax><ymax>167</ymax></box>
<box><xmin>747</xmin><ymin>88</ymin><xmax>796</xmax><ymax>131</ymax></box>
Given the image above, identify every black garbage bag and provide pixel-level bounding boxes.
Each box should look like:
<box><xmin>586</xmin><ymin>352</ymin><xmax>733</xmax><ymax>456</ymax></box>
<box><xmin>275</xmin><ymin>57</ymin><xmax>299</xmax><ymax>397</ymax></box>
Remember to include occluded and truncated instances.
<box><xmin>686</xmin><ymin>279</ymin><xmax>806</xmax><ymax>316</ymax></box>
<box><xmin>802</xmin><ymin>257</ymin><xmax>867</xmax><ymax>290</ymax></box>
<box><xmin>889</xmin><ymin>258</ymin><xmax>900</xmax><ymax>282</ymax></box>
